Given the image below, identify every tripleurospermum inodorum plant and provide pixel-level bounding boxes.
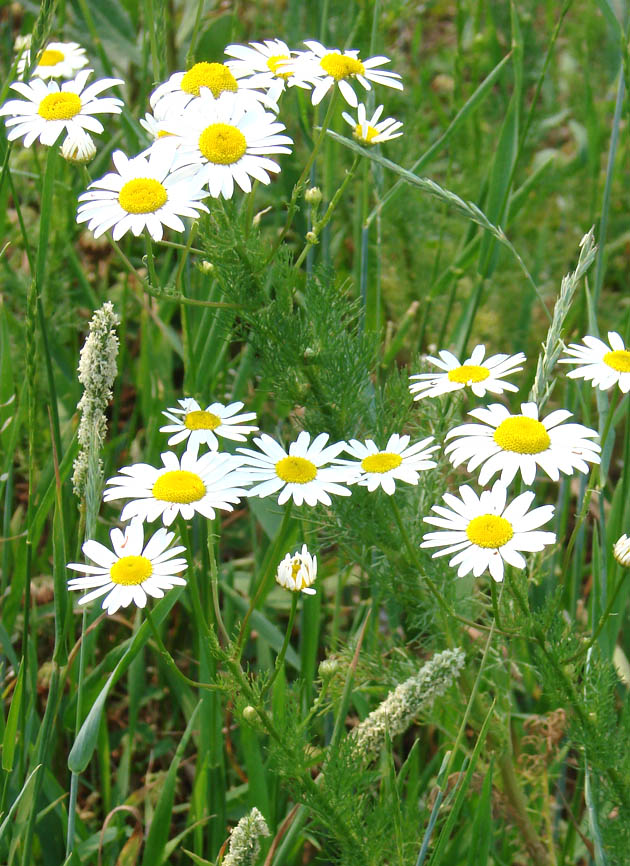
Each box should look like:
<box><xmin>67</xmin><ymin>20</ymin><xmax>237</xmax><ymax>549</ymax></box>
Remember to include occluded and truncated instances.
<box><xmin>2</xmin><ymin>4</ymin><xmax>630</xmax><ymax>866</ymax></box>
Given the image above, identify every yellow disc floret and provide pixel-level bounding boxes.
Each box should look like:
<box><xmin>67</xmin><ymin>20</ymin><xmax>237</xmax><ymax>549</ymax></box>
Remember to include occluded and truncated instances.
<box><xmin>493</xmin><ymin>416</ymin><xmax>551</xmax><ymax>455</ymax></box>
<box><xmin>181</xmin><ymin>62</ymin><xmax>238</xmax><ymax>98</ymax></box>
<box><xmin>198</xmin><ymin>123</ymin><xmax>247</xmax><ymax>165</ymax></box>
<box><xmin>603</xmin><ymin>349</ymin><xmax>630</xmax><ymax>373</ymax></box>
<box><xmin>361</xmin><ymin>452</ymin><xmax>403</xmax><ymax>474</ymax></box>
<box><xmin>118</xmin><ymin>178</ymin><xmax>168</xmax><ymax>214</ymax></box>
<box><xmin>447</xmin><ymin>364</ymin><xmax>490</xmax><ymax>385</ymax></box>
<box><xmin>267</xmin><ymin>54</ymin><xmax>291</xmax><ymax>79</ymax></box>
<box><xmin>185</xmin><ymin>410</ymin><xmax>221</xmax><ymax>431</ymax></box>
<box><xmin>466</xmin><ymin>514</ymin><xmax>514</xmax><ymax>549</ymax></box>
<box><xmin>354</xmin><ymin>124</ymin><xmax>379</xmax><ymax>144</ymax></box>
<box><xmin>275</xmin><ymin>456</ymin><xmax>318</xmax><ymax>484</ymax></box>
<box><xmin>38</xmin><ymin>91</ymin><xmax>82</xmax><ymax>120</ymax></box>
<box><xmin>320</xmin><ymin>52</ymin><xmax>365</xmax><ymax>80</ymax></box>
<box><xmin>110</xmin><ymin>555</ymin><xmax>153</xmax><ymax>586</ymax></box>
<box><xmin>152</xmin><ymin>470</ymin><xmax>206</xmax><ymax>503</ymax></box>
<box><xmin>39</xmin><ymin>48</ymin><xmax>65</xmax><ymax>67</ymax></box>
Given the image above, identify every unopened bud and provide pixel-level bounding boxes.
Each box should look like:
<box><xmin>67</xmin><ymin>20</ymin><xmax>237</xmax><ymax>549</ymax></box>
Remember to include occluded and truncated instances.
<box><xmin>305</xmin><ymin>231</ymin><xmax>318</xmax><ymax>244</ymax></box>
<box><xmin>61</xmin><ymin>130</ymin><xmax>96</xmax><ymax>164</ymax></box>
<box><xmin>318</xmin><ymin>658</ymin><xmax>340</xmax><ymax>679</ymax></box>
<box><xmin>200</xmin><ymin>260</ymin><xmax>214</xmax><ymax>273</ymax></box>
<box><xmin>242</xmin><ymin>705</ymin><xmax>259</xmax><ymax>723</ymax></box>
<box><xmin>305</xmin><ymin>186</ymin><xmax>322</xmax><ymax>206</ymax></box>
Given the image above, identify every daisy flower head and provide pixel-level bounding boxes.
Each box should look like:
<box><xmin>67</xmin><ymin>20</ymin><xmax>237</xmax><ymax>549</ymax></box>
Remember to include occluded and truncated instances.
<box><xmin>342</xmin><ymin>103</ymin><xmax>403</xmax><ymax>145</ymax></box>
<box><xmin>276</xmin><ymin>544</ymin><xmax>317</xmax><ymax>595</ymax></box>
<box><xmin>421</xmin><ymin>481</ymin><xmax>556</xmax><ymax>583</ymax></box>
<box><xmin>559</xmin><ymin>332</ymin><xmax>630</xmax><ymax>393</ymax></box>
<box><xmin>103</xmin><ymin>449</ymin><xmax>253</xmax><ymax>526</ymax></box>
<box><xmin>76</xmin><ymin>144</ymin><xmax>209</xmax><ymax>241</ymax></box>
<box><xmin>237</xmin><ymin>432</ymin><xmax>356</xmax><ymax>507</ymax></box>
<box><xmin>409</xmin><ymin>345</ymin><xmax>526</xmax><ymax>401</ymax></box>
<box><xmin>60</xmin><ymin>128</ymin><xmax>96</xmax><ymax>164</ymax></box>
<box><xmin>334</xmin><ymin>434</ymin><xmax>438</xmax><ymax>495</ymax></box>
<box><xmin>139</xmin><ymin>98</ymin><xmax>176</xmax><ymax>142</ymax></box>
<box><xmin>150</xmin><ymin>60</ymin><xmax>275</xmax><ymax>117</ymax></box>
<box><xmin>17</xmin><ymin>41</ymin><xmax>88</xmax><ymax>80</ymax></box>
<box><xmin>445</xmin><ymin>402</ymin><xmax>600</xmax><ymax>486</ymax></box>
<box><xmin>224</xmin><ymin>39</ymin><xmax>311</xmax><ymax>104</ymax></box>
<box><xmin>160</xmin><ymin>397</ymin><xmax>258</xmax><ymax>454</ymax></box>
<box><xmin>294</xmin><ymin>40</ymin><xmax>402</xmax><ymax>108</ymax></box>
<box><xmin>0</xmin><ymin>69</ymin><xmax>123</xmax><ymax>149</ymax></box>
<box><xmin>613</xmin><ymin>534</ymin><xmax>630</xmax><ymax>567</ymax></box>
<box><xmin>162</xmin><ymin>91</ymin><xmax>292</xmax><ymax>199</ymax></box>
<box><xmin>67</xmin><ymin>520</ymin><xmax>187</xmax><ymax>615</ymax></box>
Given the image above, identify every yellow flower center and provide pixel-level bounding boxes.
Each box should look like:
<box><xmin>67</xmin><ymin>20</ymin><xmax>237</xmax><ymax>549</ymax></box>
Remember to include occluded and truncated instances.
<box><xmin>267</xmin><ymin>54</ymin><xmax>291</xmax><ymax>79</ymax></box>
<box><xmin>320</xmin><ymin>52</ymin><xmax>365</xmax><ymax>80</ymax></box>
<box><xmin>291</xmin><ymin>559</ymin><xmax>302</xmax><ymax>580</ymax></box>
<box><xmin>361</xmin><ymin>452</ymin><xmax>403</xmax><ymax>474</ymax></box>
<box><xmin>275</xmin><ymin>456</ymin><xmax>318</xmax><ymax>484</ymax></box>
<box><xmin>184</xmin><ymin>410</ymin><xmax>221</xmax><ymax>431</ymax></box>
<box><xmin>38</xmin><ymin>91</ymin><xmax>81</xmax><ymax>121</ymax></box>
<box><xmin>447</xmin><ymin>364</ymin><xmax>490</xmax><ymax>385</ymax></box>
<box><xmin>39</xmin><ymin>48</ymin><xmax>65</xmax><ymax>67</ymax></box>
<box><xmin>493</xmin><ymin>416</ymin><xmax>551</xmax><ymax>455</ymax></box>
<box><xmin>181</xmin><ymin>62</ymin><xmax>238</xmax><ymax>98</ymax></box>
<box><xmin>354</xmin><ymin>124</ymin><xmax>379</xmax><ymax>144</ymax></box>
<box><xmin>466</xmin><ymin>514</ymin><xmax>514</xmax><ymax>549</ymax></box>
<box><xmin>152</xmin><ymin>470</ymin><xmax>206</xmax><ymax>503</ymax></box>
<box><xmin>603</xmin><ymin>349</ymin><xmax>630</xmax><ymax>373</ymax></box>
<box><xmin>118</xmin><ymin>178</ymin><xmax>168</xmax><ymax>214</ymax></box>
<box><xmin>110</xmin><ymin>555</ymin><xmax>153</xmax><ymax>586</ymax></box>
<box><xmin>198</xmin><ymin>122</ymin><xmax>247</xmax><ymax>165</ymax></box>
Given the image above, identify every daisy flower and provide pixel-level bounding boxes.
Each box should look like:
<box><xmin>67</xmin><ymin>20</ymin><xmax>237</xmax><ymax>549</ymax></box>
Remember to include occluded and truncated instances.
<box><xmin>613</xmin><ymin>534</ymin><xmax>630</xmax><ymax>567</ymax></box>
<box><xmin>67</xmin><ymin>520</ymin><xmax>187</xmax><ymax>615</ymax></box>
<box><xmin>0</xmin><ymin>69</ymin><xmax>123</xmax><ymax>148</ymax></box>
<box><xmin>149</xmin><ymin>61</ymin><xmax>274</xmax><ymax>117</ymax></box>
<box><xmin>60</xmin><ymin>128</ymin><xmax>96</xmax><ymax>163</ymax></box>
<box><xmin>409</xmin><ymin>345</ymin><xmax>526</xmax><ymax>401</ymax></box>
<box><xmin>237</xmin><ymin>432</ymin><xmax>355</xmax><ymax>507</ymax></box>
<box><xmin>224</xmin><ymin>39</ymin><xmax>311</xmax><ymax>104</ymax></box>
<box><xmin>276</xmin><ymin>544</ymin><xmax>317</xmax><ymax>595</ymax></box>
<box><xmin>160</xmin><ymin>397</ymin><xmax>258</xmax><ymax>453</ymax></box>
<box><xmin>558</xmin><ymin>331</ymin><xmax>630</xmax><ymax>393</ymax></box>
<box><xmin>333</xmin><ymin>434</ymin><xmax>438</xmax><ymax>495</ymax></box>
<box><xmin>421</xmin><ymin>481</ymin><xmax>556</xmax><ymax>582</ymax></box>
<box><xmin>161</xmin><ymin>91</ymin><xmax>292</xmax><ymax>199</ymax></box>
<box><xmin>76</xmin><ymin>145</ymin><xmax>209</xmax><ymax>241</ymax></box>
<box><xmin>103</xmin><ymin>449</ymin><xmax>253</xmax><ymax>526</ymax></box>
<box><xmin>342</xmin><ymin>103</ymin><xmax>403</xmax><ymax>145</ymax></box>
<box><xmin>17</xmin><ymin>41</ymin><xmax>88</xmax><ymax>80</ymax></box>
<box><xmin>445</xmin><ymin>402</ymin><xmax>600</xmax><ymax>486</ymax></box>
<box><xmin>293</xmin><ymin>40</ymin><xmax>402</xmax><ymax>108</ymax></box>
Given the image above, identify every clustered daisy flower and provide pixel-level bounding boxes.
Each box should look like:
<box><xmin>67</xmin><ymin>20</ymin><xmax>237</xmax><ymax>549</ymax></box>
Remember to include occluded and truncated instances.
<box><xmin>559</xmin><ymin>331</ymin><xmax>630</xmax><ymax>393</ymax></box>
<box><xmin>333</xmin><ymin>434</ymin><xmax>438</xmax><ymax>495</ymax></box>
<box><xmin>160</xmin><ymin>397</ymin><xmax>258</xmax><ymax>453</ymax></box>
<box><xmin>17</xmin><ymin>40</ymin><xmax>88</xmax><ymax>80</ymax></box>
<box><xmin>409</xmin><ymin>345</ymin><xmax>526</xmax><ymax>401</ymax></box>
<box><xmin>342</xmin><ymin>103</ymin><xmax>403</xmax><ymax>145</ymax></box>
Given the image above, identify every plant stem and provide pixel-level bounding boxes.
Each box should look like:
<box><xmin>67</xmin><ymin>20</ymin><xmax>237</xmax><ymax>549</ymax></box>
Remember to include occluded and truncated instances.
<box><xmin>145</xmin><ymin>608</ymin><xmax>221</xmax><ymax>692</ymax></box>
<box><xmin>262</xmin><ymin>593</ymin><xmax>298</xmax><ymax>698</ymax></box>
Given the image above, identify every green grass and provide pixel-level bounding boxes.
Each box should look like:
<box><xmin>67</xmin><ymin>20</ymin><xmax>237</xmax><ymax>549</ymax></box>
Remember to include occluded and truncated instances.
<box><xmin>2</xmin><ymin>1</ymin><xmax>630</xmax><ymax>865</ymax></box>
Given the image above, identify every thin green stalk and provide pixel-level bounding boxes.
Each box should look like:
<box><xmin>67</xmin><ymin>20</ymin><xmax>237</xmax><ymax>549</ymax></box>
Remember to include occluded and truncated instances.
<box><xmin>261</xmin><ymin>593</ymin><xmax>298</xmax><ymax>698</ymax></box>
<box><xmin>264</xmin><ymin>91</ymin><xmax>339</xmax><ymax>266</ymax></box>
<box><xmin>562</xmin><ymin>566</ymin><xmax>627</xmax><ymax>664</ymax></box>
<box><xmin>145</xmin><ymin>234</ymin><xmax>159</xmax><ymax>288</ymax></box>
<box><xmin>145</xmin><ymin>608</ymin><xmax>221</xmax><ymax>692</ymax></box>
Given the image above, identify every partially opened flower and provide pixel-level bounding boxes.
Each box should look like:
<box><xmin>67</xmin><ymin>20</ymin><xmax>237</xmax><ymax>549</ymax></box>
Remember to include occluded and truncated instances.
<box><xmin>103</xmin><ymin>449</ymin><xmax>252</xmax><ymax>526</ymax></box>
<box><xmin>67</xmin><ymin>520</ymin><xmax>187</xmax><ymax>615</ymax></box>
<box><xmin>17</xmin><ymin>41</ymin><xmax>88</xmax><ymax>80</ymax></box>
<box><xmin>293</xmin><ymin>40</ymin><xmax>402</xmax><ymax>107</ymax></box>
<box><xmin>342</xmin><ymin>103</ymin><xmax>403</xmax><ymax>145</ymax></box>
<box><xmin>150</xmin><ymin>61</ymin><xmax>274</xmax><ymax>117</ymax></box>
<box><xmin>0</xmin><ymin>69</ymin><xmax>123</xmax><ymax>148</ymax></box>
<box><xmin>421</xmin><ymin>481</ymin><xmax>555</xmax><ymax>582</ymax></box>
<box><xmin>334</xmin><ymin>433</ymin><xmax>438</xmax><ymax>495</ymax></box>
<box><xmin>76</xmin><ymin>145</ymin><xmax>209</xmax><ymax>241</ymax></box>
<box><xmin>60</xmin><ymin>128</ymin><xmax>96</xmax><ymax>163</ymax></box>
<box><xmin>160</xmin><ymin>90</ymin><xmax>292</xmax><ymax>199</ymax></box>
<box><xmin>276</xmin><ymin>544</ymin><xmax>317</xmax><ymax>595</ymax></box>
<box><xmin>160</xmin><ymin>397</ymin><xmax>258</xmax><ymax>453</ymax></box>
<box><xmin>613</xmin><ymin>534</ymin><xmax>630</xmax><ymax>567</ymax></box>
<box><xmin>237</xmin><ymin>432</ymin><xmax>355</xmax><ymax>506</ymax></box>
<box><xmin>559</xmin><ymin>332</ymin><xmax>630</xmax><ymax>392</ymax></box>
<box><xmin>445</xmin><ymin>402</ymin><xmax>600</xmax><ymax>486</ymax></box>
<box><xmin>409</xmin><ymin>345</ymin><xmax>525</xmax><ymax>401</ymax></box>
<box><xmin>224</xmin><ymin>39</ymin><xmax>311</xmax><ymax>104</ymax></box>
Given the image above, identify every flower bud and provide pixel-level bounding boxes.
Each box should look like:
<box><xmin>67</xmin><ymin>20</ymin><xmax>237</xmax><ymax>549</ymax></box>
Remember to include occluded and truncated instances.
<box><xmin>61</xmin><ymin>130</ymin><xmax>96</xmax><ymax>164</ymax></box>
<box><xmin>200</xmin><ymin>260</ymin><xmax>214</xmax><ymax>273</ymax></box>
<box><xmin>305</xmin><ymin>231</ymin><xmax>318</xmax><ymax>244</ymax></box>
<box><xmin>614</xmin><ymin>534</ymin><xmax>630</xmax><ymax>567</ymax></box>
<box><xmin>318</xmin><ymin>658</ymin><xmax>339</xmax><ymax>679</ymax></box>
<box><xmin>276</xmin><ymin>545</ymin><xmax>317</xmax><ymax>595</ymax></box>
<box><xmin>242</xmin><ymin>705</ymin><xmax>259</xmax><ymax>723</ymax></box>
<box><xmin>305</xmin><ymin>186</ymin><xmax>322</xmax><ymax>206</ymax></box>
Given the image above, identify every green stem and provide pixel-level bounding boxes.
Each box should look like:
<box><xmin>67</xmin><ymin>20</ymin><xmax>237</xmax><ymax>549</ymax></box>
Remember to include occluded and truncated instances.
<box><xmin>144</xmin><ymin>233</ymin><xmax>158</xmax><ymax>287</ymax></box>
<box><xmin>145</xmin><ymin>608</ymin><xmax>221</xmax><ymax>692</ymax></box>
<box><xmin>262</xmin><ymin>593</ymin><xmax>298</xmax><ymax>698</ymax></box>
<box><xmin>562</xmin><ymin>566</ymin><xmax>627</xmax><ymax>664</ymax></box>
<box><xmin>294</xmin><ymin>154</ymin><xmax>361</xmax><ymax>269</ymax></box>
<box><xmin>264</xmin><ymin>90</ymin><xmax>339</xmax><ymax>266</ymax></box>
